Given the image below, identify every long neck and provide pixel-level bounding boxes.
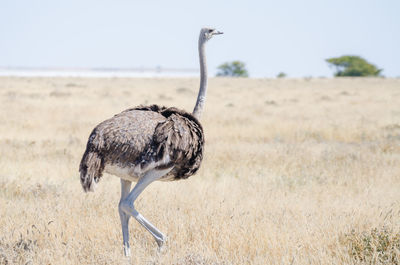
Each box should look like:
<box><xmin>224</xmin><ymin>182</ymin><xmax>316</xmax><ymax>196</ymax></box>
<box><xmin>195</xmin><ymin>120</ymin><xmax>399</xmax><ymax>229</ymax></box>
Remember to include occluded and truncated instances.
<box><xmin>192</xmin><ymin>38</ymin><xmax>207</xmax><ymax>120</ymax></box>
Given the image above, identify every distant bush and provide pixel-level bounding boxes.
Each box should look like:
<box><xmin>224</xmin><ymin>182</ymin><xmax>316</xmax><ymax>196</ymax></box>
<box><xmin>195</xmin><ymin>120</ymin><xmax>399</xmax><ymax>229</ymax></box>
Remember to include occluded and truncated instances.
<box><xmin>326</xmin><ymin>55</ymin><xmax>382</xmax><ymax>77</ymax></box>
<box><xmin>277</xmin><ymin>72</ymin><xmax>287</xmax><ymax>78</ymax></box>
<box><xmin>217</xmin><ymin>61</ymin><xmax>249</xmax><ymax>77</ymax></box>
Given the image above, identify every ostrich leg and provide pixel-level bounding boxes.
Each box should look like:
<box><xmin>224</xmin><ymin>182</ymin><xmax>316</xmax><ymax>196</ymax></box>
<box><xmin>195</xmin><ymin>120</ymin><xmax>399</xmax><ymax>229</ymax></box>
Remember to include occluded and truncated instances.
<box><xmin>119</xmin><ymin>167</ymin><xmax>173</xmax><ymax>255</ymax></box>
<box><xmin>119</xmin><ymin>179</ymin><xmax>132</xmax><ymax>256</ymax></box>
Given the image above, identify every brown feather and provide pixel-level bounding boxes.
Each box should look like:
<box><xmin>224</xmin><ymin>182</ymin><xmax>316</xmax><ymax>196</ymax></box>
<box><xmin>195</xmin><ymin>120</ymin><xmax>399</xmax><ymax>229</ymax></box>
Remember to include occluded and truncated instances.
<box><xmin>79</xmin><ymin>105</ymin><xmax>204</xmax><ymax>191</ymax></box>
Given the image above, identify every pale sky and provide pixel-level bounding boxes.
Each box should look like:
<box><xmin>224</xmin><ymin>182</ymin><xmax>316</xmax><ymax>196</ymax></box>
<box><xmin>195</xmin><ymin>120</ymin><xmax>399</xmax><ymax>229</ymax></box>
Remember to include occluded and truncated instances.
<box><xmin>1</xmin><ymin>0</ymin><xmax>399</xmax><ymax>77</ymax></box>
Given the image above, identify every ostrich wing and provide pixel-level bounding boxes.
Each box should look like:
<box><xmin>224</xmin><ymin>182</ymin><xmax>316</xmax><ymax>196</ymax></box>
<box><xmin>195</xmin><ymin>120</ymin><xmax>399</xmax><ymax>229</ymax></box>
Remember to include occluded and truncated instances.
<box><xmin>85</xmin><ymin>110</ymin><xmax>166</xmax><ymax>166</ymax></box>
<box><xmin>80</xmin><ymin>105</ymin><xmax>204</xmax><ymax>182</ymax></box>
<box><xmin>151</xmin><ymin>111</ymin><xmax>204</xmax><ymax>179</ymax></box>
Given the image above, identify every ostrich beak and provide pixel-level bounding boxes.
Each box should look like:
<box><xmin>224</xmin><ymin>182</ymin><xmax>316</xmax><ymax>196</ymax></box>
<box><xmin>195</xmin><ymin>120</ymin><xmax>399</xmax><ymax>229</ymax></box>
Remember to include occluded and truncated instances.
<box><xmin>214</xmin><ymin>31</ymin><xmax>223</xmax><ymax>35</ymax></box>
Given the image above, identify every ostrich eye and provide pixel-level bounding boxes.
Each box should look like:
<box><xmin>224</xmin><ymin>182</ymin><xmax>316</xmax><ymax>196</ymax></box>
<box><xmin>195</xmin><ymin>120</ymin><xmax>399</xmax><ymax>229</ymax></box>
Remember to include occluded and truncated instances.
<box><xmin>208</xmin><ymin>29</ymin><xmax>213</xmax><ymax>33</ymax></box>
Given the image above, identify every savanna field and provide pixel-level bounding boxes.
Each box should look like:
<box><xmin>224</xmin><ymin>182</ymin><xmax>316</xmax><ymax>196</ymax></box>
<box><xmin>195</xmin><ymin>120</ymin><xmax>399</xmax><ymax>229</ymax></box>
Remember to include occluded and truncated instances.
<box><xmin>0</xmin><ymin>76</ymin><xmax>399</xmax><ymax>264</ymax></box>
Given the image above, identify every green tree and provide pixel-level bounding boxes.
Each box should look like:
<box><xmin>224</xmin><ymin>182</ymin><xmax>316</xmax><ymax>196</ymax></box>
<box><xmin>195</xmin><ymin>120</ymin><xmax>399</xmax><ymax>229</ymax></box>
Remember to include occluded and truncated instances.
<box><xmin>217</xmin><ymin>61</ymin><xmax>249</xmax><ymax>77</ymax></box>
<box><xmin>326</xmin><ymin>55</ymin><xmax>382</xmax><ymax>77</ymax></box>
<box><xmin>277</xmin><ymin>72</ymin><xmax>287</xmax><ymax>78</ymax></box>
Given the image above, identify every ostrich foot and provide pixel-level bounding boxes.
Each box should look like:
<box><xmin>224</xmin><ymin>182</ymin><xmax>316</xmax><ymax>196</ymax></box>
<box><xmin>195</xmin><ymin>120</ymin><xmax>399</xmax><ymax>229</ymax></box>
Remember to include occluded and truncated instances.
<box><xmin>156</xmin><ymin>235</ymin><xmax>167</xmax><ymax>252</ymax></box>
<box><xmin>123</xmin><ymin>242</ymin><xmax>131</xmax><ymax>257</ymax></box>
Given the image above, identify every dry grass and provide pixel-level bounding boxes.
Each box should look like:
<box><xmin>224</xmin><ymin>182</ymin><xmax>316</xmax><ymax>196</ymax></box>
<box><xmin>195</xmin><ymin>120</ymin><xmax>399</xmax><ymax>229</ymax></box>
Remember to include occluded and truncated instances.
<box><xmin>0</xmin><ymin>76</ymin><xmax>399</xmax><ymax>264</ymax></box>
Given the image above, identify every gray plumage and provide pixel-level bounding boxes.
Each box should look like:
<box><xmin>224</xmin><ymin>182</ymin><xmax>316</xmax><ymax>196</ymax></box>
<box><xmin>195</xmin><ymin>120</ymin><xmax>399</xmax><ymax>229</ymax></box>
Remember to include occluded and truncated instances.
<box><xmin>79</xmin><ymin>105</ymin><xmax>204</xmax><ymax>191</ymax></box>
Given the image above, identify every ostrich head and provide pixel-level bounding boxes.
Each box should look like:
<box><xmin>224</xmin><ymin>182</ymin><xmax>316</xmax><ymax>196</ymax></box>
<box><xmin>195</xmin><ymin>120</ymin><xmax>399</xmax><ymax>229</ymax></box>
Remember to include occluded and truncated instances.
<box><xmin>199</xmin><ymin>27</ymin><xmax>223</xmax><ymax>43</ymax></box>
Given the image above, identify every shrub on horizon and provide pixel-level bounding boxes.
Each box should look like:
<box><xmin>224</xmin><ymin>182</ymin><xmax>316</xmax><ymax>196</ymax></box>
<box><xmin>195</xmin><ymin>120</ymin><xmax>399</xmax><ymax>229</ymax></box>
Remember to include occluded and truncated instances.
<box><xmin>216</xmin><ymin>61</ymin><xmax>249</xmax><ymax>77</ymax></box>
<box><xmin>326</xmin><ymin>55</ymin><xmax>382</xmax><ymax>77</ymax></box>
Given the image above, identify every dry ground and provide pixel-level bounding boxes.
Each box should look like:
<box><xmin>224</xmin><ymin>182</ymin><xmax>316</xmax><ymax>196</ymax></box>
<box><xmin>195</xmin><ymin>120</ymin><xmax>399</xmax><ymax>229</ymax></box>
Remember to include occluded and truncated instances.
<box><xmin>0</xmin><ymin>76</ymin><xmax>399</xmax><ymax>264</ymax></box>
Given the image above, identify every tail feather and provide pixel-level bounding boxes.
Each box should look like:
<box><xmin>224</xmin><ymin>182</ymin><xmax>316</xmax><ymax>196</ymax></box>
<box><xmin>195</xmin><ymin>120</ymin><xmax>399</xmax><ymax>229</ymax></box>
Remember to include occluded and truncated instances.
<box><xmin>79</xmin><ymin>150</ymin><xmax>104</xmax><ymax>192</ymax></box>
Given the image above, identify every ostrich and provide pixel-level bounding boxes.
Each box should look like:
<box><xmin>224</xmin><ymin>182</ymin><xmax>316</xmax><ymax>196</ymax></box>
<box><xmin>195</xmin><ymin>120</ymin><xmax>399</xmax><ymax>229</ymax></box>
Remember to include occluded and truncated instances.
<box><xmin>79</xmin><ymin>27</ymin><xmax>222</xmax><ymax>256</ymax></box>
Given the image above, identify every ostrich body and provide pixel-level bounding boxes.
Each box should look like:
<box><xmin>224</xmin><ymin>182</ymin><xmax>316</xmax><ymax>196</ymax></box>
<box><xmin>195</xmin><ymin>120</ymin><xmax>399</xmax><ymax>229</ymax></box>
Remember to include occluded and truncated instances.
<box><xmin>79</xmin><ymin>27</ymin><xmax>222</xmax><ymax>256</ymax></box>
